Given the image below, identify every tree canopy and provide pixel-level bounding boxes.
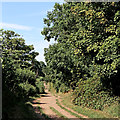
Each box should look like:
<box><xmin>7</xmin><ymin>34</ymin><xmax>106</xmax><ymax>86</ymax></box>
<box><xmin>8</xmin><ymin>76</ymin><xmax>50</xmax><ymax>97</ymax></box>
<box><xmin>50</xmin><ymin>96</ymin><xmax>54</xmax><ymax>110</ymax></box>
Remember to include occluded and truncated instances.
<box><xmin>42</xmin><ymin>2</ymin><xmax>120</xmax><ymax>110</ymax></box>
<box><xmin>1</xmin><ymin>29</ymin><xmax>46</xmax><ymax>102</ymax></box>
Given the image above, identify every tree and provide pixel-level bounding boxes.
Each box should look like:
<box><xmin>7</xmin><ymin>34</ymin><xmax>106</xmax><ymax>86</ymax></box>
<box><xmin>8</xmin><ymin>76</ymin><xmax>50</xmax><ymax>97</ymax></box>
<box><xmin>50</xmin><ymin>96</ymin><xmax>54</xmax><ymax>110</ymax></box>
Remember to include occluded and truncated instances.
<box><xmin>1</xmin><ymin>29</ymin><xmax>40</xmax><ymax>96</ymax></box>
<box><xmin>1</xmin><ymin>29</ymin><xmax>46</xmax><ymax>119</ymax></box>
<box><xmin>44</xmin><ymin>42</ymin><xmax>76</xmax><ymax>92</ymax></box>
<box><xmin>42</xmin><ymin>2</ymin><xmax>120</xmax><ymax>110</ymax></box>
<box><xmin>31</xmin><ymin>60</ymin><xmax>46</xmax><ymax>77</ymax></box>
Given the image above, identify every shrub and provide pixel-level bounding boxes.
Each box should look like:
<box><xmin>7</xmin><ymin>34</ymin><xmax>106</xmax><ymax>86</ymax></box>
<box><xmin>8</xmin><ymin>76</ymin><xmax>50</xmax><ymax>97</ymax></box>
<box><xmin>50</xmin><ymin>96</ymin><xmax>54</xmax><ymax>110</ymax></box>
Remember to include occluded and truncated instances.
<box><xmin>72</xmin><ymin>75</ymin><xmax>119</xmax><ymax>110</ymax></box>
<box><xmin>16</xmin><ymin>68</ymin><xmax>36</xmax><ymax>85</ymax></box>
<box><xmin>19</xmin><ymin>81</ymin><xmax>36</xmax><ymax>97</ymax></box>
<box><xmin>59</xmin><ymin>83</ymin><xmax>70</xmax><ymax>93</ymax></box>
<box><xmin>35</xmin><ymin>81</ymin><xmax>45</xmax><ymax>93</ymax></box>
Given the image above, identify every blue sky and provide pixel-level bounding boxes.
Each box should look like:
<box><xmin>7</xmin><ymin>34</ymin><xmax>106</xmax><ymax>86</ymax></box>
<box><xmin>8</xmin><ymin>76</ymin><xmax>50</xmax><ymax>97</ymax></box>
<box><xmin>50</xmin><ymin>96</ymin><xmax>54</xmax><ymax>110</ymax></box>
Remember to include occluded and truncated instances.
<box><xmin>1</xmin><ymin>2</ymin><xmax>64</xmax><ymax>62</ymax></box>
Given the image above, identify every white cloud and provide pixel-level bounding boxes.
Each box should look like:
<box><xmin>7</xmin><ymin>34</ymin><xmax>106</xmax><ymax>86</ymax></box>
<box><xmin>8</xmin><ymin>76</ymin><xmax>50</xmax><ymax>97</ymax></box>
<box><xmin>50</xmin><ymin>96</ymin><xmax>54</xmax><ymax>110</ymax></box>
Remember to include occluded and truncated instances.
<box><xmin>0</xmin><ymin>22</ymin><xmax>33</xmax><ymax>31</ymax></box>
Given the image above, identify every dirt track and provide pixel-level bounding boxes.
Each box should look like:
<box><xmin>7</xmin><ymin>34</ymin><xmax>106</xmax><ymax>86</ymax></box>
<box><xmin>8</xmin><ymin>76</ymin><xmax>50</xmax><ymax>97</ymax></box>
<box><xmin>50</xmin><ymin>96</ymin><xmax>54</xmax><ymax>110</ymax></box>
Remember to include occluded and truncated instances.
<box><xmin>32</xmin><ymin>84</ymin><xmax>86</xmax><ymax>120</ymax></box>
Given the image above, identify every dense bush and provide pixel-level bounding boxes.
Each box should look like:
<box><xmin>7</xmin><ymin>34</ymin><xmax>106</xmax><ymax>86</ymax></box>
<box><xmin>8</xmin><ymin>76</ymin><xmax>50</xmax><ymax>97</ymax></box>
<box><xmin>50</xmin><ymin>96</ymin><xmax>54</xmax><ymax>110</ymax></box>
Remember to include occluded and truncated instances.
<box><xmin>15</xmin><ymin>68</ymin><xmax>36</xmax><ymax>85</ymax></box>
<box><xmin>72</xmin><ymin>75</ymin><xmax>119</xmax><ymax>110</ymax></box>
<box><xmin>59</xmin><ymin>83</ymin><xmax>70</xmax><ymax>93</ymax></box>
<box><xmin>19</xmin><ymin>81</ymin><xmax>36</xmax><ymax>97</ymax></box>
<box><xmin>35</xmin><ymin>78</ymin><xmax>45</xmax><ymax>93</ymax></box>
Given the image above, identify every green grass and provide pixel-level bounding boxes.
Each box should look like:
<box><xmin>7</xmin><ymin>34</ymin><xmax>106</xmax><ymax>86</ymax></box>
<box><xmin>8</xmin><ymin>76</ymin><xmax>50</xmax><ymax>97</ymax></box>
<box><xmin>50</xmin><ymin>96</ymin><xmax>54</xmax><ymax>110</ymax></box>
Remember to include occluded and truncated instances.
<box><xmin>103</xmin><ymin>102</ymin><xmax>120</xmax><ymax>118</ymax></box>
<box><xmin>47</xmin><ymin>83</ymin><xmax>119</xmax><ymax>119</ymax></box>
<box><xmin>56</xmin><ymin>99</ymin><xmax>83</xmax><ymax>118</ymax></box>
<box><xmin>60</xmin><ymin>93</ymin><xmax>113</xmax><ymax>118</ymax></box>
<box><xmin>50</xmin><ymin>106</ymin><xmax>69</xmax><ymax>120</ymax></box>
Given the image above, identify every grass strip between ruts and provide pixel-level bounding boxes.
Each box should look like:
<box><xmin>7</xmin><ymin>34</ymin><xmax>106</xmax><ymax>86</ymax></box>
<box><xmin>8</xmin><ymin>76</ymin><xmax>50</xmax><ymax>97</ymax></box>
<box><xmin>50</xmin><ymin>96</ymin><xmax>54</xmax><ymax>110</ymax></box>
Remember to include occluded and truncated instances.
<box><xmin>56</xmin><ymin>99</ymin><xmax>83</xmax><ymax>118</ymax></box>
<box><xmin>50</xmin><ymin>106</ymin><xmax>69</xmax><ymax>120</ymax></box>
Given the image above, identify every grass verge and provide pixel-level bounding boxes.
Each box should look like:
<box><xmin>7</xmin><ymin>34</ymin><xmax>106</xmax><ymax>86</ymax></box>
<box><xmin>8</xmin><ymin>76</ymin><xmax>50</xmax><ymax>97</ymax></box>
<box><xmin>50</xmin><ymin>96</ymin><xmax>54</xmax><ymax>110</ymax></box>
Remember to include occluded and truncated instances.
<box><xmin>48</xmin><ymin>83</ymin><xmax>119</xmax><ymax>119</ymax></box>
<box><xmin>59</xmin><ymin>93</ymin><xmax>114</xmax><ymax>118</ymax></box>
<box><xmin>103</xmin><ymin>102</ymin><xmax>120</xmax><ymax>118</ymax></box>
<box><xmin>56</xmin><ymin>99</ymin><xmax>83</xmax><ymax>118</ymax></box>
<box><xmin>50</xmin><ymin>106</ymin><xmax>69</xmax><ymax>120</ymax></box>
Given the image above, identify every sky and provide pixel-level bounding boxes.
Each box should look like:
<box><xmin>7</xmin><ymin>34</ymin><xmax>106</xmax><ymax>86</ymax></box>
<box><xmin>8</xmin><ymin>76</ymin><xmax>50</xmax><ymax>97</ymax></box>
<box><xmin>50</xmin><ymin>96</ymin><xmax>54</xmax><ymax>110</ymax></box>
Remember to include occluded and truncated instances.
<box><xmin>1</xmin><ymin>1</ymin><xmax>64</xmax><ymax>62</ymax></box>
